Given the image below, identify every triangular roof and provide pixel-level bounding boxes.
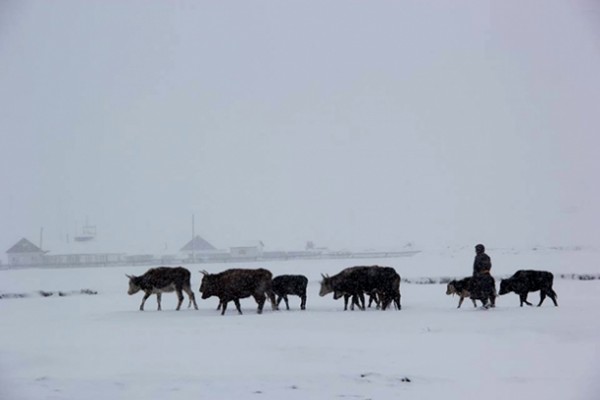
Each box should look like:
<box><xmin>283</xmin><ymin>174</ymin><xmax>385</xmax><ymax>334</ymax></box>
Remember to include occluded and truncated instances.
<box><xmin>6</xmin><ymin>238</ymin><xmax>45</xmax><ymax>254</ymax></box>
<box><xmin>180</xmin><ymin>235</ymin><xmax>216</xmax><ymax>252</ymax></box>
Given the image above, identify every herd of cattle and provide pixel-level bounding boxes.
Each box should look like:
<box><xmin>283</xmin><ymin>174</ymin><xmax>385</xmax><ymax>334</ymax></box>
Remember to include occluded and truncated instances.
<box><xmin>126</xmin><ymin>265</ymin><xmax>559</xmax><ymax>314</ymax></box>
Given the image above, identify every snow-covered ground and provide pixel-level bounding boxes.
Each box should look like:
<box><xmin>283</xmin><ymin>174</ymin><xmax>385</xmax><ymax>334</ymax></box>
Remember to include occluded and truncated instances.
<box><xmin>1</xmin><ymin>248</ymin><xmax>599</xmax><ymax>400</ymax></box>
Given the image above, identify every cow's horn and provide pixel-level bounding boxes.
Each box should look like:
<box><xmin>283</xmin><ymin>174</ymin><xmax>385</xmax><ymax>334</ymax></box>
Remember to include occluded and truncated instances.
<box><xmin>125</xmin><ymin>274</ymin><xmax>133</xmax><ymax>279</ymax></box>
<box><xmin>200</xmin><ymin>270</ymin><xmax>209</xmax><ymax>276</ymax></box>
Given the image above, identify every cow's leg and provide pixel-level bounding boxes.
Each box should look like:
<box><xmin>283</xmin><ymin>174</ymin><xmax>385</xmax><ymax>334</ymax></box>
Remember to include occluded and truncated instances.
<box><xmin>378</xmin><ymin>293</ymin><xmax>386</xmax><ymax>310</ymax></box>
<box><xmin>379</xmin><ymin>293</ymin><xmax>388</xmax><ymax>310</ymax></box>
<box><xmin>220</xmin><ymin>300</ymin><xmax>229</xmax><ymax>315</ymax></box>
<box><xmin>355</xmin><ymin>294</ymin><xmax>363</xmax><ymax>310</ymax></box>
<box><xmin>344</xmin><ymin>294</ymin><xmax>350</xmax><ymax>311</ymax></box>
<box><xmin>388</xmin><ymin>294</ymin><xmax>396</xmax><ymax>310</ymax></box>
<box><xmin>373</xmin><ymin>293</ymin><xmax>381</xmax><ymax>309</ymax></box>
<box><xmin>183</xmin><ymin>285</ymin><xmax>198</xmax><ymax>310</ymax></box>
<box><xmin>254</xmin><ymin>293</ymin><xmax>266</xmax><ymax>314</ymax></box>
<box><xmin>233</xmin><ymin>298</ymin><xmax>243</xmax><ymax>314</ymax></box>
<box><xmin>384</xmin><ymin>292</ymin><xmax>394</xmax><ymax>310</ymax></box>
<box><xmin>548</xmin><ymin>289</ymin><xmax>558</xmax><ymax>306</ymax></box>
<box><xmin>385</xmin><ymin>296</ymin><xmax>394</xmax><ymax>310</ymax></box>
<box><xmin>156</xmin><ymin>293</ymin><xmax>162</xmax><ymax>311</ymax></box>
<box><xmin>368</xmin><ymin>293</ymin><xmax>379</xmax><ymax>308</ymax></box>
<box><xmin>174</xmin><ymin>289</ymin><xmax>184</xmax><ymax>310</ymax></box>
<box><xmin>538</xmin><ymin>291</ymin><xmax>547</xmax><ymax>307</ymax></box>
<box><xmin>216</xmin><ymin>301</ymin><xmax>222</xmax><ymax>311</ymax></box>
<box><xmin>396</xmin><ymin>293</ymin><xmax>401</xmax><ymax>310</ymax></box>
<box><xmin>470</xmin><ymin>298</ymin><xmax>477</xmax><ymax>308</ymax></box>
<box><xmin>519</xmin><ymin>293</ymin><xmax>532</xmax><ymax>306</ymax></box>
<box><xmin>458</xmin><ymin>296</ymin><xmax>464</xmax><ymax>308</ymax></box>
<box><xmin>358</xmin><ymin>293</ymin><xmax>366</xmax><ymax>310</ymax></box>
<box><xmin>140</xmin><ymin>291</ymin><xmax>152</xmax><ymax>311</ymax></box>
<box><xmin>481</xmin><ymin>298</ymin><xmax>489</xmax><ymax>309</ymax></box>
<box><xmin>265</xmin><ymin>288</ymin><xmax>278</xmax><ymax>311</ymax></box>
<box><xmin>191</xmin><ymin>292</ymin><xmax>198</xmax><ymax>310</ymax></box>
<box><xmin>300</xmin><ymin>294</ymin><xmax>306</xmax><ymax>310</ymax></box>
<box><xmin>283</xmin><ymin>295</ymin><xmax>290</xmax><ymax>310</ymax></box>
<box><xmin>276</xmin><ymin>295</ymin><xmax>283</xmax><ymax>307</ymax></box>
<box><xmin>349</xmin><ymin>294</ymin><xmax>360</xmax><ymax>311</ymax></box>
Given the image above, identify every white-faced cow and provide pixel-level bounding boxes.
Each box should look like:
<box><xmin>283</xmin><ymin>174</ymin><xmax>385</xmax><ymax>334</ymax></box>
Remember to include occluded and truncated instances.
<box><xmin>272</xmin><ymin>274</ymin><xmax>308</xmax><ymax>310</ymax></box>
<box><xmin>126</xmin><ymin>266</ymin><xmax>198</xmax><ymax>311</ymax></box>
<box><xmin>199</xmin><ymin>268</ymin><xmax>278</xmax><ymax>315</ymax></box>
<box><xmin>446</xmin><ymin>277</ymin><xmax>478</xmax><ymax>308</ymax></box>
<box><xmin>499</xmin><ymin>270</ymin><xmax>558</xmax><ymax>307</ymax></box>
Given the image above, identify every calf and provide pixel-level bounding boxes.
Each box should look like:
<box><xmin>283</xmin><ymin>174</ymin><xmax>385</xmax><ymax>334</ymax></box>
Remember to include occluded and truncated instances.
<box><xmin>126</xmin><ymin>266</ymin><xmax>198</xmax><ymax>311</ymax></box>
<box><xmin>272</xmin><ymin>275</ymin><xmax>308</xmax><ymax>310</ymax></box>
<box><xmin>446</xmin><ymin>277</ymin><xmax>478</xmax><ymax>308</ymax></box>
<box><xmin>499</xmin><ymin>270</ymin><xmax>558</xmax><ymax>307</ymax></box>
<box><xmin>374</xmin><ymin>266</ymin><xmax>402</xmax><ymax>310</ymax></box>
<box><xmin>200</xmin><ymin>268</ymin><xmax>278</xmax><ymax>315</ymax></box>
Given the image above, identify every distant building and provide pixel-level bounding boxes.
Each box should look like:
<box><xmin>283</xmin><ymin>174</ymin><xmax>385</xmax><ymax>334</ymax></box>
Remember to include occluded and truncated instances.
<box><xmin>44</xmin><ymin>252</ymin><xmax>124</xmax><ymax>266</ymax></box>
<box><xmin>38</xmin><ymin>235</ymin><xmax>125</xmax><ymax>267</ymax></box>
<box><xmin>180</xmin><ymin>235</ymin><xmax>218</xmax><ymax>260</ymax></box>
<box><xmin>304</xmin><ymin>240</ymin><xmax>328</xmax><ymax>255</ymax></box>
<box><xmin>230</xmin><ymin>240</ymin><xmax>264</xmax><ymax>259</ymax></box>
<box><xmin>124</xmin><ymin>254</ymin><xmax>155</xmax><ymax>264</ymax></box>
<box><xmin>6</xmin><ymin>238</ymin><xmax>46</xmax><ymax>266</ymax></box>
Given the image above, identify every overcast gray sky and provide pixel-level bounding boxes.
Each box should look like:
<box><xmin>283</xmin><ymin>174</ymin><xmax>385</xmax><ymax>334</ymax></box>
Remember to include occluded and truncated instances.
<box><xmin>1</xmin><ymin>0</ymin><xmax>599</xmax><ymax>257</ymax></box>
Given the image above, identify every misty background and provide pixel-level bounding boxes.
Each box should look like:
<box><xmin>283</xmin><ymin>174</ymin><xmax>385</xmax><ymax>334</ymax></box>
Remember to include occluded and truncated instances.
<box><xmin>1</xmin><ymin>0</ymin><xmax>599</xmax><ymax>260</ymax></box>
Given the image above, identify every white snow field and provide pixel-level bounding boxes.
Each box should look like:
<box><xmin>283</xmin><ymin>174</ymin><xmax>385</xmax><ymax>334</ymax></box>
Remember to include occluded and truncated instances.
<box><xmin>1</xmin><ymin>247</ymin><xmax>599</xmax><ymax>400</ymax></box>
